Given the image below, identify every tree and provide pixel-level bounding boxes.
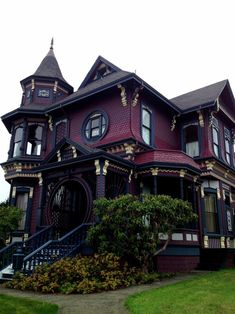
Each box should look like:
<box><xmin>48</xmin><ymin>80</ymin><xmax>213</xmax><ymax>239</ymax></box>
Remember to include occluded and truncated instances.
<box><xmin>0</xmin><ymin>201</ymin><xmax>22</xmax><ymax>248</ymax></box>
<box><xmin>88</xmin><ymin>194</ymin><xmax>197</xmax><ymax>272</ymax></box>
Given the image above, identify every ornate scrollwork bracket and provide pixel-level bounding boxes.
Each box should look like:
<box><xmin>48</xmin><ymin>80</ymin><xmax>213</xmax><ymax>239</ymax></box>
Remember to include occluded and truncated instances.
<box><xmin>197</xmin><ymin>110</ymin><xmax>204</xmax><ymax>127</ymax></box>
<box><xmin>117</xmin><ymin>84</ymin><xmax>128</xmax><ymax>107</ymax></box>
<box><xmin>171</xmin><ymin>114</ymin><xmax>180</xmax><ymax>131</ymax></box>
<box><xmin>45</xmin><ymin>114</ymin><xmax>53</xmax><ymax>131</ymax></box>
<box><xmin>131</xmin><ymin>85</ymin><xmax>144</xmax><ymax>107</ymax></box>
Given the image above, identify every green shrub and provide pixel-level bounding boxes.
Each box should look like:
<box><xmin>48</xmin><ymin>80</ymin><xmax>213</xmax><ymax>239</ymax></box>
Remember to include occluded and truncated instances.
<box><xmin>6</xmin><ymin>253</ymin><xmax>166</xmax><ymax>294</ymax></box>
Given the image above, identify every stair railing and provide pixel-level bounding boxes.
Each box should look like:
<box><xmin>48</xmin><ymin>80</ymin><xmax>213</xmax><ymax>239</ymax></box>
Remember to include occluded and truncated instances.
<box><xmin>0</xmin><ymin>224</ymin><xmax>54</xmax><ymax>271</ymax></box>
<box><xmin>23</xmin><ymin>223</ymin><xmax>92</xmax><ymax>274</ymax></box>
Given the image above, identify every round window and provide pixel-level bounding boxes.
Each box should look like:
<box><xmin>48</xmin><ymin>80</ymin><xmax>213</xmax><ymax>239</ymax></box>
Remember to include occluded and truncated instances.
<box><xmin>83</xmin><ymin>111</ymin><xmax>108</xmax><ymax>141</ymax></box>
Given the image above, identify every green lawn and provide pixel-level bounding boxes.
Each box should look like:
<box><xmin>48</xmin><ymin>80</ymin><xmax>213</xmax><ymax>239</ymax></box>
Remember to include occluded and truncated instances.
<box><xmin>125</xmin><ymin>269</ymin><xmax>235</xmax><ymax>314</ymax></box>
<box><xmin>0</xmin><ymin>294</ymin><xmax>58</xmax><ymax>314</ymax></box>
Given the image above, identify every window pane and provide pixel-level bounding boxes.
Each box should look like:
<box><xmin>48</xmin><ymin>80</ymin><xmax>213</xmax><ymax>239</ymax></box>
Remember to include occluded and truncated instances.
<box><xmin>225</xmin><ymin>139</ymin><xmax>230</xmax><ymax>153</ymax></box>
<box><xmin>91</xmin><ymin>128</ymin><xmax>100</xmax><ymax>137</ymax></box>
<box><xmin>142</xmin><ymin>109</ymin><xmax>150</xmax><ymax>127</ymax></box>
<box><xmin>16</xmin><ymin>193</ymin><xmax>28</xmax><ymax>230</ymax></box>
<box><xmin>13</xmin><ymin>143</ymin><xmax>21</xmax><ymax>157</ymax></box>
<box><xmin>14</xmin><ymin>127</ymin><xmax>23</xmax><ymax>142</ymax></box>
<box><xmin>35</xmin><ymin>126</ymin><xmax>43</xmax><ymax>140</ymax></box>
<box><xmin>213</xmin><ymin>144</ymin><xmax>219</xmax><ymax>157</ymax></box>
<box><xmin>205</xmin><ymin>193</ymin><xmax>219</xmax><ymax>233</ymax></box>
<box><xmin>186</xmin><ymin>141</ymin><xmax>199</xmax><ymax>157</ymax></box>
<box><xmin>91</xmin><ymin>117</ymin><xmax>100</xmax><ymax>128</ymax></box>
<box><xmin>226</xmin><ymin>152</ymin><xmax>231</xmax><ymax>164</ymax></box>
<box><xmin>143</xmin><ymin>127</ymin><xmax>150</xmax><ymax>145</ymax></box>
<box><xmin>213</xmin><ymin>127</ymin><xmax>219</xmax><ymax>144</ymax></box>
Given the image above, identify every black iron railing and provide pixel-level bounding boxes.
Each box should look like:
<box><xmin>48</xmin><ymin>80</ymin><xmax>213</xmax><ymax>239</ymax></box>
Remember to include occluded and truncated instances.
<box><xmin>23</xmin><ymin>223</ymin><xmax>92</xmax><ymax>274</ymax></box>
<box><xmin>0</xmin><ymin>225</ymin><xmax>54</xmax><ymax>271</ymax></box>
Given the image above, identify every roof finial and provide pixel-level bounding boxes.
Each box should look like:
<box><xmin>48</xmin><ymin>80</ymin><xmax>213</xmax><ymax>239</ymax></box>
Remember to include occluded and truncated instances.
<box><xmin>50</xmin><ymin>38</ymin><xmax>54</xmax><ymax>50</ymax></box>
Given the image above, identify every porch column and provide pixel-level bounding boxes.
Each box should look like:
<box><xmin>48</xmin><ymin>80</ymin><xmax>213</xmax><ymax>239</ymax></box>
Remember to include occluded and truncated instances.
<box><xmin>180</xmin><ymin>169</ymin><xmax>186</xmax><ymax>200</ymax></box>
<box><xmin>151</xmin><ymin>168</ymin><xmax>158</xmax><ymax>195</ymax></box>
<box><xmin>95</xmin><ymin>159</ymin><xmax>109</xmax><ymax>198</ymax></box>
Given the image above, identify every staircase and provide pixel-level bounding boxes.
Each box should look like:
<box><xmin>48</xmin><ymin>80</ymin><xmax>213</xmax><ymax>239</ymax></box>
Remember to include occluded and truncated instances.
<box><xmin>0</xmin><ymin>224</ymin><xmax>54</xmax><ymax>280</ymax></box>
<box><xmin>23</xmin><ymin>223</ymin><xmax>92</xmax><ymax>274</ymax></box>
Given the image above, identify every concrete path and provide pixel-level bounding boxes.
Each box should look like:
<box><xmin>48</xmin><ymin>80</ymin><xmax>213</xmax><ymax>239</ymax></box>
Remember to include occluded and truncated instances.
<box><xmin>0</xmin><ymin>272</ymin><xmax>208</xmax><ymax>314</ymax></box>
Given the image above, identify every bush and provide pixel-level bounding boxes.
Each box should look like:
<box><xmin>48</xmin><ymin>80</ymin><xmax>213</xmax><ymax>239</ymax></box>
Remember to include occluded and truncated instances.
<box><xmin>6</xmin><ymin>253</ymin><xmax>165</xmax><ymax>294</ymax></box>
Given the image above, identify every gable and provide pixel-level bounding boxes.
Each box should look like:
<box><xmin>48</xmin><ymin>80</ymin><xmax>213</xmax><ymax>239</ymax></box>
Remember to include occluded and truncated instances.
<box><xmin>44</xmin><ymin>138</ymin><xmax>99</xmax><ymax>164</ymax></box>
<box><xmin>79</xmin><ymin>56</ymin><xmax>122</xmax><ymax>89</ymax></box>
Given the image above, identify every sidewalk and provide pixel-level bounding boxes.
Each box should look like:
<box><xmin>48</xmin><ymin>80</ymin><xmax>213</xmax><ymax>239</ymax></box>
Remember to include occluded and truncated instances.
<box><xmin>0</xmin><ymin>272</ymin><xmax>208</xmax><ymax>314</ymax></box>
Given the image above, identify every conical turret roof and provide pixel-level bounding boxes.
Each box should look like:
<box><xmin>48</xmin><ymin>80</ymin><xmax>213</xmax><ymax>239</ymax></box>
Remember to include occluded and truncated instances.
<box><xmin>34</xmin><ymin>39</ymin><xmax>67</xmax><ymax>83</ymax></box>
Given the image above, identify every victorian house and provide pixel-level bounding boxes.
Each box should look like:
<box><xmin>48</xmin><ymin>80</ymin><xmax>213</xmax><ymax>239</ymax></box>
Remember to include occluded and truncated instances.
<box><xmin>1</xmin><ymin>41</ymin><xmax>235</xmax><ymax>274</ymax></box>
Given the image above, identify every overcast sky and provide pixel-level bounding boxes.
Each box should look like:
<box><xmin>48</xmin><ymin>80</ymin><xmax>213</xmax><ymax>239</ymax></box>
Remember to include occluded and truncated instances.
<box><xmin>0</xmin><ymin>0</ymin><xmax>235</xmax><ymax>201</ymax></box>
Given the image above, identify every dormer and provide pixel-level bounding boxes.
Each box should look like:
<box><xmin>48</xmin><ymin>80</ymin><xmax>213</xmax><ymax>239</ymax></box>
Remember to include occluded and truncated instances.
<box><xmin>20</xmin><ymin>39</ymin><xmax>73</xmax><ymax>107</ymax></box>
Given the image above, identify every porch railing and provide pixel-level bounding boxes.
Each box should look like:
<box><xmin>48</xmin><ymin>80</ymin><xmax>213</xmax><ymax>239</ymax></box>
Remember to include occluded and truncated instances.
<box><xmin>0</xmin><ymin>225</ymin><xmax>54</xmax><ymax>271</ymax></box>
<box><xmin>23</xmin><ymin>223</ymin><xmax>92</xmax><ymax>274</ymax></box>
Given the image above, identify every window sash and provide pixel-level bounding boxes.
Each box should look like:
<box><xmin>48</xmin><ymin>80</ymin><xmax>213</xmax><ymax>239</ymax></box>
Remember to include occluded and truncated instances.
<box><xmin>204</xmin><ymin>193</ymin><xmax>219</xmax><ymax>233</ymax></box>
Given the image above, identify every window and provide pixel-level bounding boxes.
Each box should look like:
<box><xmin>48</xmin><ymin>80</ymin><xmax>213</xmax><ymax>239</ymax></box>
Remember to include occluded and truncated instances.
<box><xmin>16</xmin><ymin>192</ymin><xmax>28</xmax><ymax>230</ymax></box>
<box><xmin>204</xmin><ymin>192</ymin><xmax>219</xmax><ymax>233</ymax></box>
<box><xmin>13</xmin><ymin>124</ymin><xmax>23</xmax><ymax>157</ymax></box>
<box><xmin>26</xmin><ymin>123</ymin><xmax>43</xmax><ymax>156</ymax></box>
<box><xmin>142</xmin><ymin>107</ymin><xmax>152</xmax><ymax>145</ymax></box>
<box><xmin>38</xmin><ymin>89</ymin><xmax>50</xmax><ymax>98</ymax></box>
<box><xmin>84</xmin><ymin>112</ymin><xmax>107</xmax><ymax>141</ymax></box>
<box><xmin>212</xmin><ymin>118</ymin><xmax>219</xmax><ymax>157</ymax></box>
<box><xmin>183</xmin><ymin>124</ymin><xmax>199</xmax><ymax>157</ymax></box>
<box><xmin>225</xmin><ymin>192</ymin><xmax>233</xmax><ymax>232</ymax></box>
<box><xmin>224</xmin><ymin>128</ymin><xmax>231</xmax><ymax>164</ymax></box>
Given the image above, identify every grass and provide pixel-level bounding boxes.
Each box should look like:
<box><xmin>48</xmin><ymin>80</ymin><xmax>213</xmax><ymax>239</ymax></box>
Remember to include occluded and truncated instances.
<box><xmin>125</xmin><ymin>269</ymin><xmax>235</xmax><ymax>314</ymax></box>
<box><xmin>0</xmin><ymin>294</ymin><xmax>58</xmax><ymax>314</ymax></box>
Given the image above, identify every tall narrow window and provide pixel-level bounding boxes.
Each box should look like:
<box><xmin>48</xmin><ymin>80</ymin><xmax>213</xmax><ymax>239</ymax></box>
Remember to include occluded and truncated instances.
<box><xmin>212</xmin><ymin>118</ymin><xmax>219</xmax><ymax>157</ymax></box>
<box><xmin>225</xmin><ymin>192</ymin><xmax>233</xmax><ymax>232</ymax></box>
<box><xmin>204</xmin><ymin>192</ymin><xmax>219</xmax><ymax>233</ymax></box>
<box><xmin>26</xmin><ymin>123</ymin><xmax>43</xmax><ymax>156</ymax></box>
<box><xmin>142</xmin><ymin>107</ymin><xmax>151</xmax><ymax>145</ymax></box>
<box><xmin>183</xmin><ymin>124</ymin><xmax>199</xmax><ymax>157</ymax></box>
<box><xmin>224</xmin><ymin>127</ymin><xmax>231</xmax><ymax>164</ymax></box>
<box><xmin>16</xmin><ymin>192</ymin><xmax>28</xmax><ymax>230</ymax></box>
<box><xmin>13</xmin><ymin>124</ymin><xmax>23</xmax><ymax>157</ymax></box>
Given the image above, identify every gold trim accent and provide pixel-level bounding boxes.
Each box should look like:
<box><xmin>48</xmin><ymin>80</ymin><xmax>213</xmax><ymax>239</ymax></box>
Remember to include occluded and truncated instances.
<box><xmin>45</xmin><ymin>114</ymin><xmax>53</xmax><ymax>131</ymax></box>
<box><xmin>150</xmin><ymin>168</ymin><xmax>158</xmax><ymax>176</ymax></box>
<box><xmin>226</xmin><ymin>237</ymin><xmax>230</xmax><ymax>248</ymax></box>
<box><xmin>128</xmin><ymin>169</ymin><xmax>133</xmax><ymax>183</ymax></box>
<box><xmin>204</xmin><ymin>235</ymin><xmax>209</xmax><ymax>248</ymax></box>
<box><xmin>124</xmin><ymin>143</ymin><xmax>136</xmax><ymax>155</ymax></box>
<box><xmin>117</xmin><ymin>84</ymin><xmax>128</xmax><ymax>106</ymax></box>
<box><xmin>201</xmin><ymin>186</ymin><xmax>205</xmax><ymax>198</ymax></box>
<box><xmin>220</xmin><ymin>236</ymin><xmax>225</xmax><ymax>248</ymax></box>
<box><xmin>71</xmin><ymin>146</ymin><xmax>77</xmax><ymax>158</ymax></box>
<box><xmin>180</xmin><ymin>169</ymin><xmax>186</xmax><ymax>178</ymax></box>
<box><xmin>217</xmin><ymin>188</ymin><xmax>221</xmax><ymax>200</ymax></box>
<box><xmin>95</xmin><ymin>159</ymin><xmax>101</xmax><ymax>175</ymax></box>
<box><xmin>205</xmin><ymin>161</ymin><xmax>215</xmax><ymax>170</ymax></box>
<box><xmin>103</xmin><ymin>160</ymin><xmax>109</xmax><ymax>176</ymax></box>
<box><xmin>31</xmin><ymin>79</ymin><xmax>35</xmax><ymax>90</ymax></box>
<box><xmin>12</xmin><ymin>187</ymin><xmax>16</xmax><ymax>198</ymax></box>
<box><xmin>38</xmin><ymin>173</ymin><xmax>43</xmax><ymax>186</ymax></box>
<box><xmin>29</xmin><ymin>187</ymin><xmax>34</xmax><ymax>198</ymax></box>
<box><xmin>57</xmin><ymin>150</ymin><xmax>61</xmax><ymax>162</ymax></box>
<box><xmin>197</xmin><ymin>110</ymin><xmax>204</xmax><ymax>127</ymax></box>
<box><xmin>109</xmin><ymin>163</ymin><xmax>129</xmax><ymax>173</ymax></box>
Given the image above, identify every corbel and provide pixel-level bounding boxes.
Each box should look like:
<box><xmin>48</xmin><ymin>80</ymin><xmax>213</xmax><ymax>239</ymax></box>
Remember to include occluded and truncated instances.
<box><xmin>180</xmin><ymin>169</ymin><xmax>186</xmax><ymax>178</ymax></box>
<box><xmin>220</xmin><ymin>236</ymin><xmax>225</xmax><ymax>248</ymax></box>
<box><xmin>31</xmin><ymin>79</ymin><xmax>35</xmax><ymax>90</ymax></box>
<box><xmin>224</xmin><ymin>170</ymin><xmax>230</xmax><ymax>178</ymax></box>
<box><xmin>117</xmin><ymin>84</ymin><xmax>128</xmax><ymax>107</ymax></box>
<box><xmin>71</xmin><ymin>146</ymin><xmax>77</xmax><ymax>158</ymax></box>
<box><xmin>54</xmin><ymin>80</ymin><xmax>58</xmax><ymax>92</ymax></box>
<box><xmin>197</xmin><ymin>110</ymin><xmax>204</xmax><ymax>127</ymax></box>
<box><xmin>150</xmin><ymin>168</ymin><xmax>158</xmax><ymax>176</ymax></box>
<box><xmin>205</xmin><ymin>160</ymin><xmax>215</xmax><ymax>170</ymax></box>
<box><xmin>217</xmin><ymin>188</ymin><xmax>221</xmax><ymax>200</ymax></box>
<box><xmin>131</xmin><ymin>85</ymin><xmax>144</xmax><ymax>107</ymax></box>
<box><xmin>226</xmin><ymin>237</ymin><xmax>230</xmax><ymax>248</ymax></box>
<box><xmin>170</xmin><ymin>114</ymin><xmax>180</xmax><ymax>131</ymax></box>
<box><xmin>128</xmin><ymin>169</ymin><xmax>133</xmax><ymax>183</ymax></box>
<box><xmin>103</xmin><ymin>160</ymin><xmax>109</xmax><ymax>176</ymax></box>
<box><xmin>201</xmin><ymin>186</ymin><xmax>205</xmax><ymax>198</ymax></box>
<box><xmin>95</xmin><ymin>159</ymin><xmax>101</xmax><ymax>175</ymax></box>
<box><xmin>124</xmin><ymin>143</ymin><xmax>136</xmax><ymax>155</ymax></box>
<box><xmin>45</xmin><ymin>114</ymin><xmax>53</xmax><ymax>131</ymax></box>
<box><xmin>38</xmin><ymin>173</ymin><xmax>43</xmax><ymax>186</ymax></box>
<box><xmin>15</xmin><ymin>163</ymin><xmax>22</xmax><ymax>172</ymax></box>
<box><xmin>12</xmin><ymin>187</ymin><xmax>17</xmax><ymax>198</ymax></box>
<box><xmin>57</xmin><ymin>150</ymin><xmax>61</xmax><ymax>162</ymax></box>
<box><xmin>209</xmin><ymin>99</ymin><xmax>220</xmax><ymax>127</ymax></box>
<box><xmin>222</xmin><ymin>190</ymin><xmax>226</xmax><ymax>201</ymax></box>
<box><xmin>29</xmin><ymin>187</ymin><xmax>34</xmax><ymax>198</ymax></box>
<box><xmin>203</xmin><ymin>235</ymin><xmax>209</xmax><ymax>248</ymax></box>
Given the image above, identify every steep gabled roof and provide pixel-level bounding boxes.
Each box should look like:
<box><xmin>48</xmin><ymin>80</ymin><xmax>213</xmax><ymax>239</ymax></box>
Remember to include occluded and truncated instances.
<box><xmin>34</xmin><ymin>41</ymin><xmax>68</xmax><ymax>83</ymax></box>
<box><xmin>171</xmin><ymin>80</ymin><xmax>228</xmax><ymax>112</ymax></box>
<box><xmin>79</xmin><ymin>56</ymin><xmax>122</xmax><ymax>89</ymax></box>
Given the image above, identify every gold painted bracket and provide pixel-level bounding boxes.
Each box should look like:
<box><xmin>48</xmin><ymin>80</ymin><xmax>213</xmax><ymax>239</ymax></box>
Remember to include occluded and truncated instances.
<box><xmin>45</xmin><ymin>114</ymin><xmax>53</xmax><ymax>131</ymax></box>
<box><xmin>117</xmin><ymin>84</ymin><xmax>128</xmax><ymax>107</ymax></box>
<box><xmin>197</xmin><ymin>110</ymin><xmax>204</xmax><ymax>127</ymax></box>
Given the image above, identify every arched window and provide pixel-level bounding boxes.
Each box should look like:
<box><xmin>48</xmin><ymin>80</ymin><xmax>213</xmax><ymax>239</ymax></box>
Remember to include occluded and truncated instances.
<box><xmin>142</xmin><ymin>107</ymin><xmax>152</xmax><ymax>145</ymax></box>
<box><xmin>84</xmin><ymin>112</ymin><xmax>107</xmax><ymax>141</ymax></box>
<box><xmin>13</xmin><ymin>124</ymin><xmax>23</xmax><ymax>157</ymax></box>
<box><xmin>26</xmin><ymin>123</ymin><xmax>43</xmax><ymax>156</ymax></box>
<box><xmin>224</xmin><ymin>127</ymin><xmax>231</xmax><ymax>164</ymax></box>
<box><xmin>212</xmin><ymin>117</ymin><xmax>219</xmax><ymax>157</ymax></box>
<box><xmin>183</xmin><ymin>124</ymin><xmax>199</xmax><ymax>157</ymax></box>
